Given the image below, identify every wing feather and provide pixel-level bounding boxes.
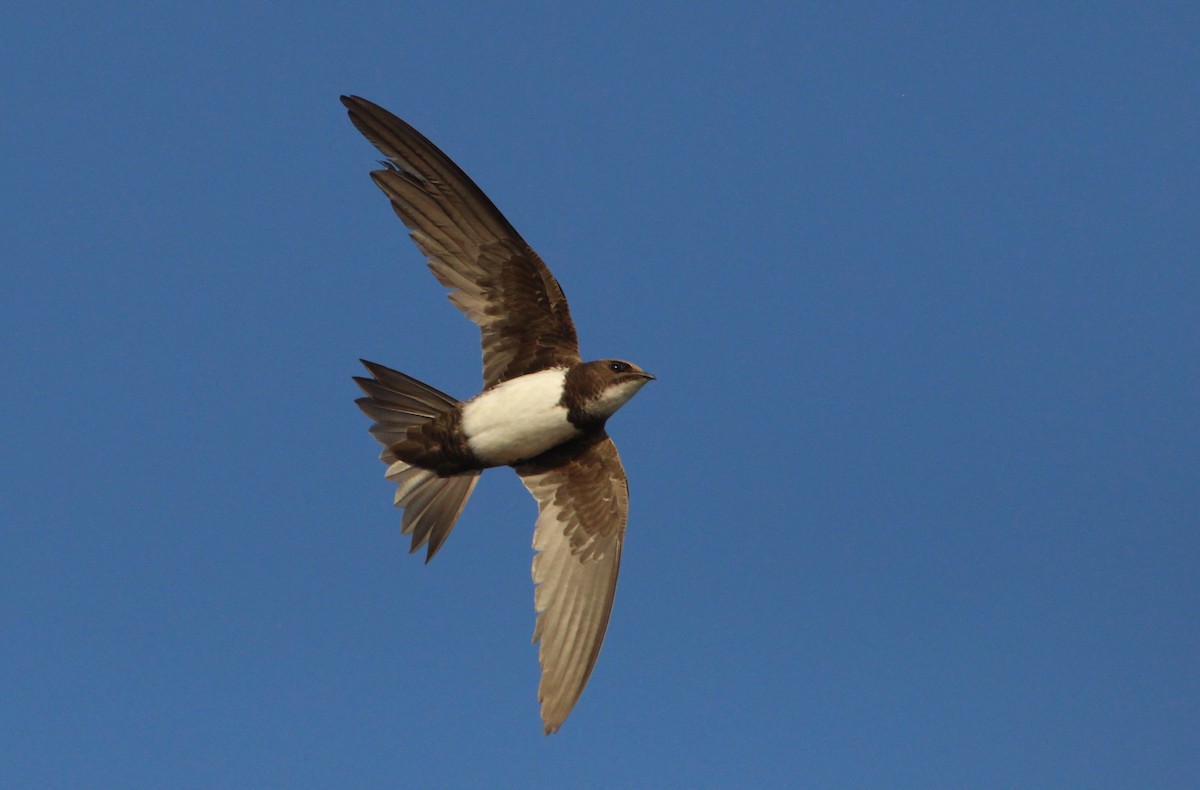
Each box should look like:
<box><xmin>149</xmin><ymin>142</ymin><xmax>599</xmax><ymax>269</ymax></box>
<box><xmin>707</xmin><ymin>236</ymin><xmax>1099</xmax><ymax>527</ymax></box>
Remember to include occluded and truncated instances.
<box><xmin>515</xmin><ymin>433</ymin><xmax>628</xmax><ymax>734</ymax></box>
<box><xmin>343</xmin><ymin>96</ymin><xmax>581</xmax><ymax>386</ymax></box>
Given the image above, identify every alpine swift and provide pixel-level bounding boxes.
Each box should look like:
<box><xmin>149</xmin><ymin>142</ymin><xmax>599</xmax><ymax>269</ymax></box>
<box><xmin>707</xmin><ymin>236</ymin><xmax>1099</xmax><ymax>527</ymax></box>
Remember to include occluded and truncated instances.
<box><xmin>342</xmin><ymin>96</ymin><xmax>654</xmax><ymax>733</ymax></box>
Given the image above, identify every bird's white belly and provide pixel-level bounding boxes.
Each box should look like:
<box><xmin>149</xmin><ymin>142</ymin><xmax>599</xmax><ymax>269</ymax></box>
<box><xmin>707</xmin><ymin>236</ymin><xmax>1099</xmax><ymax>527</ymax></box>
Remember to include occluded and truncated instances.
<box><xmin>460</xmin><ymin>368</ymin><xmax>578</xmax><ymax>466</ymax></box>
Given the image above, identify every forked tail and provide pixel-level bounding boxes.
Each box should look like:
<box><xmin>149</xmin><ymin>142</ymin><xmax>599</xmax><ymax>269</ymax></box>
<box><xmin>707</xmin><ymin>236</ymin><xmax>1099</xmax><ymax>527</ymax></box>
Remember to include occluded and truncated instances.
<box><xmin>354</xmin><ymin>360</ymin><xmax>481</xmax><ymax>562</ymax></box>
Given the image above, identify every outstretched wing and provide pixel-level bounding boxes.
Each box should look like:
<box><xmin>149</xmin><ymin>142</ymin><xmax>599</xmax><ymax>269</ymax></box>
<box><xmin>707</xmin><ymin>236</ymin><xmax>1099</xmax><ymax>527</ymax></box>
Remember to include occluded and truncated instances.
<box><xmin>342</xmin><ymin>96</ymin><xmax>581</xmax><ymax>387</ymax></box>
<box><xmin>514</xmin><ymin>432</ymin><xmax>628</xmax><ymax>734</ymax></box>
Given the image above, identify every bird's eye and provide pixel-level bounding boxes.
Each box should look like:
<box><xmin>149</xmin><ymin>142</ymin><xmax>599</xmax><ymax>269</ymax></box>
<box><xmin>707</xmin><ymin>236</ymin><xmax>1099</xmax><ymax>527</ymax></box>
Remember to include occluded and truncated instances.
<box><xmin>609</xmin><ymin>361</ymin><xmax>628</xmax><ymax>373</ymax></box>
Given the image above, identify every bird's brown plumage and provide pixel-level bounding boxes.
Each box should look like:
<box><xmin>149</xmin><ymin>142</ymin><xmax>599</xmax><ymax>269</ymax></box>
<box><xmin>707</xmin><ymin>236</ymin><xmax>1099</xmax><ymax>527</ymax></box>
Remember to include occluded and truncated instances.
<box><xmin>343</xmin><ymin>96</ymin><xmax>581</xmax><ymax>388</ymax></box>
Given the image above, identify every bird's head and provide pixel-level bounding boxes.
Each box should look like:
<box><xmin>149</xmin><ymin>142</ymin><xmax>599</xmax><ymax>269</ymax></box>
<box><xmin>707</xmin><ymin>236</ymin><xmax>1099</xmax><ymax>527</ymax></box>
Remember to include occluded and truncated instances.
<box><xmin>568</xmin><ymin>359</ymin><xmax>655</xmax><ymax>422</ymax></box>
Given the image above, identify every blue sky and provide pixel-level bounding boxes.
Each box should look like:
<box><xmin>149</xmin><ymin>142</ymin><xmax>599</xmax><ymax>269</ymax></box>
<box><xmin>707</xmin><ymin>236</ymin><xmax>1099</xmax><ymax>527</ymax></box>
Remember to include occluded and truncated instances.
<box><xmin>3</xmin><ymin>2</ymin><xmax>1197</xmax><ymax>787</ymax></box>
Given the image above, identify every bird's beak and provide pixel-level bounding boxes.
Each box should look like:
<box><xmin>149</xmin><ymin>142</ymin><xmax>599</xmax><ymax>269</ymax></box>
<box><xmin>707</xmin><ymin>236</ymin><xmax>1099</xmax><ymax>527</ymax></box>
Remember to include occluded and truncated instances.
<box><xmin>638</xmin><ymin>371</ymin><xmax>656</xmax><ymax>381</ymax></box>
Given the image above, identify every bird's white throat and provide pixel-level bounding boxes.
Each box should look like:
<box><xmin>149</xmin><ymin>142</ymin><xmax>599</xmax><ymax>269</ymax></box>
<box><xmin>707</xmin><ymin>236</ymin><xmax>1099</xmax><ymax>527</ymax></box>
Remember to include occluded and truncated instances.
<box><xmin>584</xmin><ymin>378</ymin><xmax>651</xmax><ymax>421</ymax></box>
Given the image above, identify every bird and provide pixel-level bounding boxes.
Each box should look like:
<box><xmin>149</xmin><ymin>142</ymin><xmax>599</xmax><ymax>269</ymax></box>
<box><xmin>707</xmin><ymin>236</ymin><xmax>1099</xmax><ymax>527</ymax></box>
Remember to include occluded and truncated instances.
<box><xmin>342</xmin><ymin>96</ymin><xmax>654</xmax><ymax>734</ymax></box>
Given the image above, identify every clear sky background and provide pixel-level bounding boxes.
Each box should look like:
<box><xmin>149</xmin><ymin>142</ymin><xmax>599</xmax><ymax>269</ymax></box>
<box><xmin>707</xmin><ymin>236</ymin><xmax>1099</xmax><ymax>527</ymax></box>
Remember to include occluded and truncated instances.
<box><xmin>3</xmin><ymin>3</ymin><xmax>1197</xmax><ymax>787</ymax></box>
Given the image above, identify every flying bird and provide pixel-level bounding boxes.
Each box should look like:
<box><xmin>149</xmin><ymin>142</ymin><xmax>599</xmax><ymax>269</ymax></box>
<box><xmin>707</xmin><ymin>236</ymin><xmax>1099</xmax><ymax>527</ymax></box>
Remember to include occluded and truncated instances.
<box><xmin>342</xmin><ymin>96</ymin><xmax>654</xmax><ymax>734</ymax></box>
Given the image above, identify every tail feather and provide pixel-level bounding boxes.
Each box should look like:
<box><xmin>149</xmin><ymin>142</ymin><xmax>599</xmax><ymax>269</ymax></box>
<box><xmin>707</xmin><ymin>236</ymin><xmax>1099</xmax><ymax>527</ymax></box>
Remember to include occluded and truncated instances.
<box><xmin>386</xmin><ymin>460</ymin><xmax>480</xmax><ymax>562</ymax></box>
<box><xmin>354</xmin><ymin>359</ymin><xmax>461</xmax><ymax>462</ymax></box>
<box><xmin>356</xmin><ymin>360</ymin><xmax>481</xmax><ymax>562</ymax></box>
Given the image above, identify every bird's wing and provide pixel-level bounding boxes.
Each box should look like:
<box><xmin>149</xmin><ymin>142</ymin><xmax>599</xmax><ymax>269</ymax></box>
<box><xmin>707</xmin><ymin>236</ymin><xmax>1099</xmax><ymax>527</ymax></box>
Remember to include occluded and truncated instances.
<box><xmin>514</xmin><ymin>432</ymin><xmax>628</xmax><ymax>734</ymax></box>
<box><xmin>342</xmin><ymin>96</ymin><xmax>581</xmax><ymax>387</ymax></box>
